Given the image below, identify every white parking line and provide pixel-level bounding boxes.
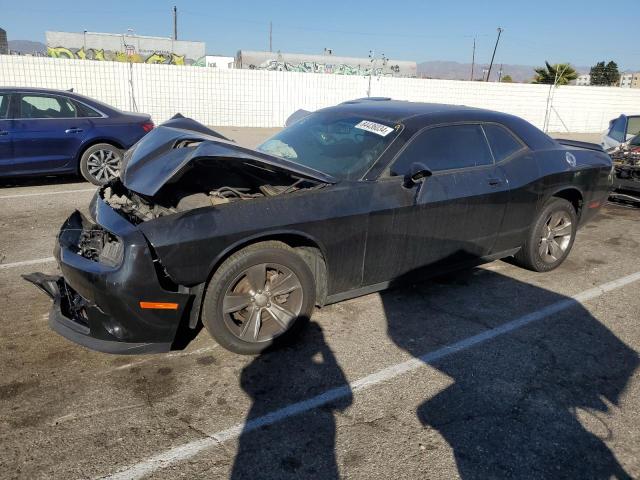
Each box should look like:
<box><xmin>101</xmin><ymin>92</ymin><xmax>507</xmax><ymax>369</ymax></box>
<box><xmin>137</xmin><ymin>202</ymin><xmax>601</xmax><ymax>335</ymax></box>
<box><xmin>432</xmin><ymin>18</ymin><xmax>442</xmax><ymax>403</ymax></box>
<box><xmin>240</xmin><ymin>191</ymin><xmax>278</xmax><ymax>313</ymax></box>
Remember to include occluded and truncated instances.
<box><xmin>0</xmin><ymin>188</ymin><xmax>95</xmax><ymax>199</ymax></box>
<box><xmin>100</xmin><ymin>270</ymin><xmax>640</xmax><ymax>480</ymax></box>
<box><xmin>0</xmin><ymin>257</ymin><xmax>56</xmax><ymax>270</ymax></box>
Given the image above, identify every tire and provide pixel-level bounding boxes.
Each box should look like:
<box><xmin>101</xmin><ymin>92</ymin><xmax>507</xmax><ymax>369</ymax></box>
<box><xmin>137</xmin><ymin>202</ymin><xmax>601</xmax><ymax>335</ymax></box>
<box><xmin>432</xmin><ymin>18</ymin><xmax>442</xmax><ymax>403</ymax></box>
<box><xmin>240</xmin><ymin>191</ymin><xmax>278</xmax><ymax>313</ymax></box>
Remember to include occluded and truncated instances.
<box><xmin>202</xmin><ymin>241</ymin><xmax>316</xmax><ymax>355</ymax></box>
<box><xmin>79</xmin><ymin>143</ymin><xmax>123</xmax><ymax>186</ymax></box>
<box><xmin>513</xmin><ymin>197</ymin><xmax>578</xmax><ymax>272</ymax></box>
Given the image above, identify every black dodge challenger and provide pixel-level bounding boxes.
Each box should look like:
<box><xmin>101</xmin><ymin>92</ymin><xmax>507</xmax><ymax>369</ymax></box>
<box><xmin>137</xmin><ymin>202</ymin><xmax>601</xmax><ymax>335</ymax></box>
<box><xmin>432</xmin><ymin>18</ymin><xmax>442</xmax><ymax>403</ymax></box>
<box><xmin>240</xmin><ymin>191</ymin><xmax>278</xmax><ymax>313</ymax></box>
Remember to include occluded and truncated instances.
<box><xmin>26</xmin><ymin>99</ymin><xmax>613</xmax><ymax>355</ymax></box>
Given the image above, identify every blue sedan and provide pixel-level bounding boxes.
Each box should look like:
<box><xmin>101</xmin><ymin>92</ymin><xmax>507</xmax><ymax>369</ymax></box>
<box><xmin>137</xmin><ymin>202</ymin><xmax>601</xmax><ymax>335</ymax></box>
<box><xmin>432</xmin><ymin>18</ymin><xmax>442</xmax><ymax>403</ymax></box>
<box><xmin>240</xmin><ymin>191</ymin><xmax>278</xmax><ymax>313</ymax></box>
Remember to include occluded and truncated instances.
<box><xmin>0</xmin><ymin>87</ymin><xmax>153</xmax><ymax>185</ymax></box>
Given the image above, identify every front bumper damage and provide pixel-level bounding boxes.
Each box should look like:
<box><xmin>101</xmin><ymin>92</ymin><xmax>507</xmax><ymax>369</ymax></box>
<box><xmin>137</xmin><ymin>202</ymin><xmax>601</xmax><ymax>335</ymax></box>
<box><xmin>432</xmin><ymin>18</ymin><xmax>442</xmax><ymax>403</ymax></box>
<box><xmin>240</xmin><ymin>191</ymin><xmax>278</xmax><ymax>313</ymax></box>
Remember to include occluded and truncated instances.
<box><xmin>24</xmin><ymin>198</ymin><xmax>193</xmax><ymax>354</ymax></box>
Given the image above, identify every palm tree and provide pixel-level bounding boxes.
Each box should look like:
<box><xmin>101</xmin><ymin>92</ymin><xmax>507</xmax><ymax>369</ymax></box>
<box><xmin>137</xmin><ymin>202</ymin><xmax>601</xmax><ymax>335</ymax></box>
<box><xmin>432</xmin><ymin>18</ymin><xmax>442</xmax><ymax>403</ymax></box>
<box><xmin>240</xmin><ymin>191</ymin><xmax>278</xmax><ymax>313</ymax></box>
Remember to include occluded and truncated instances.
<box><xmin>532</xmin><ymin>62</ymin><xmax>578</xmax><ymax>85</ymax></box>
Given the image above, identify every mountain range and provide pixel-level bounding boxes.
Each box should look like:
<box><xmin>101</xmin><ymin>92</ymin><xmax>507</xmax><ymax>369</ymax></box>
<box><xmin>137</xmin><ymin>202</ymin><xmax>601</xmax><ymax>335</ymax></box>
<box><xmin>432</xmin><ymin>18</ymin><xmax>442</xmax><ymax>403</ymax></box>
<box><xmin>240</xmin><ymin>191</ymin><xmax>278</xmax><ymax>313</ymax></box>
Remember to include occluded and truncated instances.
<box><xmin>7</xmin><ymin>40</ymin><xmax>46</xmax><ymax>54</ymax></box>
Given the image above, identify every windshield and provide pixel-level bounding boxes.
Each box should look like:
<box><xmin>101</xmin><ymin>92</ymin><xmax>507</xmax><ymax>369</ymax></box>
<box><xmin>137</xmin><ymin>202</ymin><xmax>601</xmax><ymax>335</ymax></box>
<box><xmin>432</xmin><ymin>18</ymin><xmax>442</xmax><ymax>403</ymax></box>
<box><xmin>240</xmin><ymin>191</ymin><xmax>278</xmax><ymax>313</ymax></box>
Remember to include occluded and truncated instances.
<box><xmin>257</xmin><ymin>112</ymin><xmax>402</xmax><ymax>180</ymax></box>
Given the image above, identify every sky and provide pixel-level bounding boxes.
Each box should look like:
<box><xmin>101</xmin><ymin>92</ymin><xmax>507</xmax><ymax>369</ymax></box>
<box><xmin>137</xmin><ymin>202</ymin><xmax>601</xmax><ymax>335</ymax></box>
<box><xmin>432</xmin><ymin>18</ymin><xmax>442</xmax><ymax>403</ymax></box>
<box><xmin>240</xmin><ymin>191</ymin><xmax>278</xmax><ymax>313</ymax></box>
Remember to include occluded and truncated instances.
<box><xmin>2</xmin><ymin>0</ymin><xmax>639</xmax><ymax>70</ymax></box>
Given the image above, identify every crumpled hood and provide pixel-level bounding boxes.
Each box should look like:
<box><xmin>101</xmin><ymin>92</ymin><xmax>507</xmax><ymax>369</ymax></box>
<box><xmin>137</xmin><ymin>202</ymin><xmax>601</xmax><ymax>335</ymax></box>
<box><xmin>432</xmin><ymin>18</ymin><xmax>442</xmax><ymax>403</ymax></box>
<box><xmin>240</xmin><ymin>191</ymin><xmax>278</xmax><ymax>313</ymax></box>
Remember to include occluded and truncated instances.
<box><xmin>120</xmin><ymin>116</ymin><xmax>336</xmax><ymax>197</ymax></box>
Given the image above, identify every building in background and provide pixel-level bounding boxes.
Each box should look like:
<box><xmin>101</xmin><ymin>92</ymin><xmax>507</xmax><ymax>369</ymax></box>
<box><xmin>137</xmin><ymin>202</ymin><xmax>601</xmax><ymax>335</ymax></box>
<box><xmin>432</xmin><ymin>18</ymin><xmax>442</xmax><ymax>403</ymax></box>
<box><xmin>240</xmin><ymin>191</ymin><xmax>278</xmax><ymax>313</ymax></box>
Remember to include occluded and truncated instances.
<box><xmin>45</xmin><ymin>31</ymin><xmax>205</xmax><ymax>65</ymax></box>
<box><xmin>620</xmin><ymin>72</ymin><xmax>640</xmax><ymax>88</ymax></box>
<box><xmin>575</xmin><ymin>74</ymin><xmax>591</xmax><ymax>86</ymax></box>
<box><xmin>0</xmin><ymin>28</ymin><xmax>8</xmax><ymax>55</ymax></box>
<box><xmin>236</xmin><ymin>50</ymin><xmax>417</xmax><ymax>77</ymax></box>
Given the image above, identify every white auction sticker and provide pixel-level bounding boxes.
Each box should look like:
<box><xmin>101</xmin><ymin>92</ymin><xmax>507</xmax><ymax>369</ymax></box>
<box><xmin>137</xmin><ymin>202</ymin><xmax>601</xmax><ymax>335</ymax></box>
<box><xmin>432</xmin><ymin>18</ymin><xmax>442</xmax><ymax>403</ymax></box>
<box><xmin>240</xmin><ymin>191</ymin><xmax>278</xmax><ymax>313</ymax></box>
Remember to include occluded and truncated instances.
<box><xmin>354</xmin><ymin>120</ymin><xmax>395</xmax><ymax>137</ymax></box>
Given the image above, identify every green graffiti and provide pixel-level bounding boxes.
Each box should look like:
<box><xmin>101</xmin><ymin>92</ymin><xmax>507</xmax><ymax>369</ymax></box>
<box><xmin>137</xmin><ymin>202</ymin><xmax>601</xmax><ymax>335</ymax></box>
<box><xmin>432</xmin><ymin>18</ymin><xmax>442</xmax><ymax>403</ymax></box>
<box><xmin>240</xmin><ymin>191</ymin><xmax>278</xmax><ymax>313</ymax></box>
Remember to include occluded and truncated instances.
<box><xmin>47</xmin><ymin>46</ymin><xmax>75</xmax><ymax>59</ymax></box>
<box><xmin>170</xmin><ymin>53</ymin><xmax>185</xmax><ymax>65</ymax></box>
<box><xmin>47</xmin><ymin>46</ymin><xmax>190</xmax><ymax>65</ymax></box>
<box><xmin>145</xmin><ymin>52</ymin><xmax>167</xmax><ymax>64</ymax></box>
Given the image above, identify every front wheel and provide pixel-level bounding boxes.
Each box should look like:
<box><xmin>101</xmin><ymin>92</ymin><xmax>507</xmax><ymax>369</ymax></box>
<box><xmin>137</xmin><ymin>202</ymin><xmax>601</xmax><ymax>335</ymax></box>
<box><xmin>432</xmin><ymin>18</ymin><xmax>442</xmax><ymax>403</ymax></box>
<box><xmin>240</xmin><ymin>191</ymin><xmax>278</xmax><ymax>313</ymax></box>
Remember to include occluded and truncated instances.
<box><xmin>79</xmin><ymin>143</ymin><xmax>123</xmax><ymax>186</ymax></box>
<box><xmin>202</xmin><ymin>242</ymin><xmax>316</xmax><ymax>355</ymax></box>
<box><xmin>513</xmin><ymin>198</ymin><xmax>578</xmax><ymax>272</ymax></box>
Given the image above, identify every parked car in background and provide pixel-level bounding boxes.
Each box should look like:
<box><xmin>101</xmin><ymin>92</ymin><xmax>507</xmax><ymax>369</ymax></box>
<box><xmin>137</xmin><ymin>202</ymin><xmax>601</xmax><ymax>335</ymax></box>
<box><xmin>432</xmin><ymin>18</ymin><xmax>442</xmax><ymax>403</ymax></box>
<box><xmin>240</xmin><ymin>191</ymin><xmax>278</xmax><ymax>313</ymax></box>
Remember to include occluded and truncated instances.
<box><xmin>0</xmin><ymin>87</ymin><xmax>153</xmax><ymax>185</ymax></box>
<box><xmin>602</xmin><ymin>114</ymin><xmax>640</xmax><ymax>151</ymax></box>
<box><xmin>26</xmin><ymin>100</ymin><xmax>613</xmax><ymax>356</ymax></box>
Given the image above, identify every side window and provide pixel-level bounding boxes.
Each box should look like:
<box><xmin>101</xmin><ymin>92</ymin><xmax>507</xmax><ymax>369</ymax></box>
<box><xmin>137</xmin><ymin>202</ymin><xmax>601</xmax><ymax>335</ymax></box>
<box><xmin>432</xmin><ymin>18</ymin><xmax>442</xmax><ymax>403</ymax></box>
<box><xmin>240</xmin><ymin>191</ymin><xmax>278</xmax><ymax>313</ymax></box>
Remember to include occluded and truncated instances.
<box><xmin>609</xmin><ymin>117</ymin><xmax>626</xmax><ymax>142</ymax></box>
<box><xmin>392</xmin><ymin>124</ymin><xmax>493</xmax><ymax>175</ymax></box>
<box><xmin>19</xmin><ymin>95</ymin><xmax>78</xmax><ymax>119</ymax></box>
<box><xmin>626</xmin><ymin>117</ymin><xmax>640</xmax><ymax>139</ymax></box>
<box><xmin>0</xmin><ymin>94</ymin><xmax>9</xmax><ymax>119</ymax></box>
<box><xmin>74</xmin><ymin>101</ymin><xmax>102</xmax><ymax>118</ymax></box>
<box><xmin>482</xmin><ymin>124</ymin><xmax>524</xmax><ymax>162</ymax></box>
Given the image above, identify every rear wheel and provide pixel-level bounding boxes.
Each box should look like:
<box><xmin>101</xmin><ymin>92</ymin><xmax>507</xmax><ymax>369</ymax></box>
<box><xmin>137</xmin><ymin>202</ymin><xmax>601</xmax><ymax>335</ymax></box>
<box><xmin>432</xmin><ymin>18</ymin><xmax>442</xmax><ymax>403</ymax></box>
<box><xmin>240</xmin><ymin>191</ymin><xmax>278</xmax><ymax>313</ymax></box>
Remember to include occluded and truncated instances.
<box><xmin>202</xmin><ymin>242</ymin><xmax>316</xmax><ymax>354</ymax></box>
<box><xmin>513</xmin><ymin>197</ymin><xmax>578</xmax><ymax>272</ymax></box>
<box><xmin>79</xmin><ymin>143</ymin><xmax>123</xmax><ymax>185</ymax></box>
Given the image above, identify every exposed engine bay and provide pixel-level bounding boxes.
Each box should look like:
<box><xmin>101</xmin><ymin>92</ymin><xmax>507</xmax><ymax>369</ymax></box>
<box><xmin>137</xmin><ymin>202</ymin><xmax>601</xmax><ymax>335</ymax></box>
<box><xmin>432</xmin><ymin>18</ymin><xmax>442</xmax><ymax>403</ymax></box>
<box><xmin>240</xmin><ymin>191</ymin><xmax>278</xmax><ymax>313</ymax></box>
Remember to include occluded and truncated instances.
<box><xmin>102</xmin><ymin>158</ymin><xmax>325</xmax><ymax>224</ymax></box>
<box><xmin>77</xmin><ymin>226</ymin><xmax>123</xmax><ymax>266</ymax></box>
<box><xmin>609</xmin><ymin>138</ymin><xmax>640</xmax><ymax>204</ymax></box>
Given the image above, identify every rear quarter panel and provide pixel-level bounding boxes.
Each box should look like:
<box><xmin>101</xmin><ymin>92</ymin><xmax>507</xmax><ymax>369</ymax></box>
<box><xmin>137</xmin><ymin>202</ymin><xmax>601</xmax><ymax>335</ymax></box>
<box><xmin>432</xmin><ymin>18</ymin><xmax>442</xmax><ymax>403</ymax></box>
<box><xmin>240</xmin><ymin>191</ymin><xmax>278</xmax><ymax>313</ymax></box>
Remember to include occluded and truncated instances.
<box><xmin>535</xmin><ymin>147</ymin><xmax>612</xmax><ymax>223</ymax></box>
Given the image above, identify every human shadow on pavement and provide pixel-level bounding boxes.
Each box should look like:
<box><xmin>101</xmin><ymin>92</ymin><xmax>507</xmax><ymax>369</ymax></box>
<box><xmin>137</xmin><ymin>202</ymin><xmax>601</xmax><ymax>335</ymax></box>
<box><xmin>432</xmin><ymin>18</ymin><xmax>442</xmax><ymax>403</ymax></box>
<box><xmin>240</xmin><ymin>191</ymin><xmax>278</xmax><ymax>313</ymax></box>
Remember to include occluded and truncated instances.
<box><xmin>231</xmin><ymin>321</ymin><xmax>352</xmax><ymax>479</ymax></box>
<box><xmin>382</xmin><ymin>263</ymin><xmax>638</xmax><ymax>479</ymax></box>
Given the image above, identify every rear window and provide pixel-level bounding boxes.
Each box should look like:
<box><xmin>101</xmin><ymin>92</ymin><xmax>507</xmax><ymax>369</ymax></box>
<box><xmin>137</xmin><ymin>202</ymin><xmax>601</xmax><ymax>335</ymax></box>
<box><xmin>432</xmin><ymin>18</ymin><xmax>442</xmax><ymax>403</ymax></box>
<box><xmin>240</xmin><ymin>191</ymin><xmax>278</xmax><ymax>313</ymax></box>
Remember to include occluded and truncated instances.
<box><xmin>74</xmin><ymin>101</ymin><xmax>102</xmax><ymax>118</ymax></box>
<box><xmin>483</xmin><ymin>124</ymin><xmax>524</xmax><ymax>161</ymax></box>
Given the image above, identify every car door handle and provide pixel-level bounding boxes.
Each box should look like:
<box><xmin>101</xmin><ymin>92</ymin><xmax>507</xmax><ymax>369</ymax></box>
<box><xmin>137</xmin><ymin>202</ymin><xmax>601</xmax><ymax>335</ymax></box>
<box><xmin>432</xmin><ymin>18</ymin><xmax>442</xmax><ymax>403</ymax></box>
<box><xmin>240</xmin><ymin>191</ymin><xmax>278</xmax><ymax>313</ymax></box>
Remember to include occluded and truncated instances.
<box><xmin>488</xmin><ymin>178</ymin><xmax>503</xmax><ymax>187</ymax></box>
<box><xmin>65</xmin><ymin>128</ymin><xmax>83</xmax><ymax>134</ymax></box>
<box><xmin>0</xmin><ymin>130</ymin><xmax>8</xmax><ymax>136</ymax></box>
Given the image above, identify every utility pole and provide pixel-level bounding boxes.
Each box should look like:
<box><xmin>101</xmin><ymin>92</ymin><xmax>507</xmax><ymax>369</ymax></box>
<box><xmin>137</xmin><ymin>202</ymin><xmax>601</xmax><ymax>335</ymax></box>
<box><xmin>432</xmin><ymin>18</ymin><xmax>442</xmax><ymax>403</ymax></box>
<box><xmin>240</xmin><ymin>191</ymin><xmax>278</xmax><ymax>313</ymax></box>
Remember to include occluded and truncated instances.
<box><xmin>173</xmin><ymin>6</ymin><xmax>178</xmax><ymax>40</ymax></box>
<box><xmin>470</xmin><ymin>37</ymin><xmax>476</xmax><ymax>81</ymax></box>
<box><xmin>269</xmin><ymin>21</ymin><xmax>273</xmax><ymax>52</ymax></box>
<box><xmin>485</xmin><ymin>27</ymin><xmax>503</xmax><ymax>81</ymax></box>
<box><xmin>498</xmin><ymin>63</ymin><xmax>503</xmax><ymax>82</ymax></box>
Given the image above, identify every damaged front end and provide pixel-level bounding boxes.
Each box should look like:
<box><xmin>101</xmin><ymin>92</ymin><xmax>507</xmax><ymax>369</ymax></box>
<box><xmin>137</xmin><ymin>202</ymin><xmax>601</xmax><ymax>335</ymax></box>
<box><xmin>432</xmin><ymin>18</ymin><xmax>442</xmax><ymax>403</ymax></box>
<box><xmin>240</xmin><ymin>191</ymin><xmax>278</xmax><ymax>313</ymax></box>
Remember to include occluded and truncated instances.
<box><xmin>24</xmin><ymin>115</ymin><xmax>333</xmax><ymax>354</ymax></box>
<box><xmin>23</xmin><ymin>197</ymin><xmax>192</xmax><ymax>354</ymax></box>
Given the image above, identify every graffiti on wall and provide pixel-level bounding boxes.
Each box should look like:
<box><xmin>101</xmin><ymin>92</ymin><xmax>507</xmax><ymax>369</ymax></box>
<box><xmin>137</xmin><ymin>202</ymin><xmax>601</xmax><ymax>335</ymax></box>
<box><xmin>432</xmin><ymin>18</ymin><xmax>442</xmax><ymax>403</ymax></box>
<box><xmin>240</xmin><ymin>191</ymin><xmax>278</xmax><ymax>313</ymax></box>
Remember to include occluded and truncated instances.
<box><xmin>249</xmin><ymin>59</ymin><xmax>401</xmax><ymax>76</ymax></box>
<box><xmin>47</xmin><ymin>46</ymin><xmax>188</xmax><ymax>65</ymax></box>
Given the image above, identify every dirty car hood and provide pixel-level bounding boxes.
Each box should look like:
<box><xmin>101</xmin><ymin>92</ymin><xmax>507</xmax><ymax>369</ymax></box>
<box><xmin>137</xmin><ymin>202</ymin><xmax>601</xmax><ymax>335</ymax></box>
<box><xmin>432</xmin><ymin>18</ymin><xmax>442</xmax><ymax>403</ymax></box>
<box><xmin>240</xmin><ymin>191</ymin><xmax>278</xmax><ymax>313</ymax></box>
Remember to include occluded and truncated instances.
<box><xmin>121</xmin><ymin>117</ymin><xmax>336</xmax><ymax>197</ymax></box>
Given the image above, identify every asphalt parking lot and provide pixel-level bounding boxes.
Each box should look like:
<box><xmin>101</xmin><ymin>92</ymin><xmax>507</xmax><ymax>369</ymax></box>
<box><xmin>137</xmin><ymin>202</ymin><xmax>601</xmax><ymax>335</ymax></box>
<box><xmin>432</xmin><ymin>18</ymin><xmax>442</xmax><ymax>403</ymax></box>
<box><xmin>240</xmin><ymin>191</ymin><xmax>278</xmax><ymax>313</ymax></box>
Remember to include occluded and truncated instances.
<box><xmin>1</xmin><ymin>129</ymin><xmax>639</xmax><ymax>480</ymax></box>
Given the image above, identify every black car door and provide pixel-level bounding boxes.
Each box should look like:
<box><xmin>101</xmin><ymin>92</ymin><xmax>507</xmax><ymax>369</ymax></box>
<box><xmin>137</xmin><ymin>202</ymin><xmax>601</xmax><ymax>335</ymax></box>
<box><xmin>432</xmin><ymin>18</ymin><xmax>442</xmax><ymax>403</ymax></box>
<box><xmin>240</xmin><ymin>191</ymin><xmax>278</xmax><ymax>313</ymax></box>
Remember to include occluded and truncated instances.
<box><xmin>362</xmin><ymin>123</ymin><xmax>509</xmax><ymax>285</ymax></box>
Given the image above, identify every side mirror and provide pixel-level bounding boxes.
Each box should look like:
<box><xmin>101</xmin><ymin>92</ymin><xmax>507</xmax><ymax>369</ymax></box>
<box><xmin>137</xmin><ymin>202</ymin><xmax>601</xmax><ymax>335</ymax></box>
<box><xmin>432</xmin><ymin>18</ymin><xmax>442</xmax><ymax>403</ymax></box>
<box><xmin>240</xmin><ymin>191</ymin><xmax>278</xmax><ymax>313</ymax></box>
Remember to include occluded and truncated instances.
<box><xmin>403</xmin><ymin>162</ymin><xmax>432</xmax><ymax>188</ymax></box>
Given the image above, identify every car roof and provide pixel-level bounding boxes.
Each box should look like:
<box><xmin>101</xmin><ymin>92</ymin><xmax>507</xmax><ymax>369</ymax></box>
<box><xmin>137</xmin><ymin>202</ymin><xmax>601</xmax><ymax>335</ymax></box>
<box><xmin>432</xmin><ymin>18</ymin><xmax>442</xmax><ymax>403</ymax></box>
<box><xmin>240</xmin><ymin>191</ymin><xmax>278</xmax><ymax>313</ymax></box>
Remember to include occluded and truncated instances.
<box><xmin>321</xmin><ymin>98</ymin><xmax>481</xmax><ymax>123</ymax></box>
<box><xmin>320</xmin><ymin>98</ymin><xmax>557</xmax><ymax>150</ymax></box>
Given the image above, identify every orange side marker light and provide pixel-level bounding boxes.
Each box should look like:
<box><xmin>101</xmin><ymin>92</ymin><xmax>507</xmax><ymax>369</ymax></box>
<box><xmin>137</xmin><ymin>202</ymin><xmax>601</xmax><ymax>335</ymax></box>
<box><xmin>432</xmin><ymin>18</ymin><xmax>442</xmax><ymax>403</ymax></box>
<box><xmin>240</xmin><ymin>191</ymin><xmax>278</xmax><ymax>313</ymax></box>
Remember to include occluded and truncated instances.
<box><xmin>139</xmin><ymin>301</ymin><xmax>179</xmax><ymax>310</ymax></box>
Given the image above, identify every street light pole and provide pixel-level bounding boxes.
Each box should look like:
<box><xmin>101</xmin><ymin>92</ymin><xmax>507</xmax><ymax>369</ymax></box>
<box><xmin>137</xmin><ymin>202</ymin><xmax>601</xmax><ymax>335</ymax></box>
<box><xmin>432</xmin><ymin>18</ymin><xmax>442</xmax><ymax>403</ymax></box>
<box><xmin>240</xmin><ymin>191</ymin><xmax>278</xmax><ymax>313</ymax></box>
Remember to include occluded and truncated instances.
<box><xmin>470</xmin><ymin>37</ymin><xmax>476</xmax><ymax>81</ymax></box>
<box><xmin>173</xmin><ymin>6</ymin><xmax>178</xmax><ymax>40</ymax></box>
<box><xmin>485</xmin><ymin>27</ymin><xmax>503</xmax><ymax>81</ymax></box>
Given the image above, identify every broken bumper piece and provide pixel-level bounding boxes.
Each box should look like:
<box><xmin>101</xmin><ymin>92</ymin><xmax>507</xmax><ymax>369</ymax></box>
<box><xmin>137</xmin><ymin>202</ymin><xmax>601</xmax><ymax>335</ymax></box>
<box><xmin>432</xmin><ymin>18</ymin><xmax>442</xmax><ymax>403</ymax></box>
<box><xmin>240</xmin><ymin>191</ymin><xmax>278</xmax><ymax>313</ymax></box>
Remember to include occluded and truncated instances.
<box><xmin>23</xmin><ymin>201</ymin><xmax>191</xmax><ymax>355</ymax></box>
<box><xmin>23</xmin><ymin>273</ymin><xmax>173</xmax><ymax>355</ymax></box>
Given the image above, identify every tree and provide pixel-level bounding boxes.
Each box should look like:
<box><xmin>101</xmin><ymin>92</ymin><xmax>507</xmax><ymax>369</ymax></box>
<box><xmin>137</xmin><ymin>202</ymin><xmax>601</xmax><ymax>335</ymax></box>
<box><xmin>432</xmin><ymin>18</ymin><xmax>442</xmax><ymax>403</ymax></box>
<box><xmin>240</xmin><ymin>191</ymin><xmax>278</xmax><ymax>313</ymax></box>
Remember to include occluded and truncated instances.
<box><xmin>590</xmin><ymin>61</ymin><xmax>620</xmax><ymax>86</ymax></box>
<box><xmin>501</xmin><ymin>75</ymin><xmax>513</xmax><ymax>83</ymax></box>
<box><xmin>532</xmin><ymin>62</ymin><xmax>578</xmax><ymax>85</ymax></box>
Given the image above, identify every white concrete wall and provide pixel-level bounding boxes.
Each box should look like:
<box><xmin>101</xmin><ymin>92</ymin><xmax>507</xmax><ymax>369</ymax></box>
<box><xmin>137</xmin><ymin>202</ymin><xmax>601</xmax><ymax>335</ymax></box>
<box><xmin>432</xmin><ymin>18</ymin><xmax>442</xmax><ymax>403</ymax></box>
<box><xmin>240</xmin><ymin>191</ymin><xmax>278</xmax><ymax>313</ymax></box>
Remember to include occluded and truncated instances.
<box><xmin>3</xmin><ymin>55</ymin><xmax>640</xmax><ymax>132</ymax></box>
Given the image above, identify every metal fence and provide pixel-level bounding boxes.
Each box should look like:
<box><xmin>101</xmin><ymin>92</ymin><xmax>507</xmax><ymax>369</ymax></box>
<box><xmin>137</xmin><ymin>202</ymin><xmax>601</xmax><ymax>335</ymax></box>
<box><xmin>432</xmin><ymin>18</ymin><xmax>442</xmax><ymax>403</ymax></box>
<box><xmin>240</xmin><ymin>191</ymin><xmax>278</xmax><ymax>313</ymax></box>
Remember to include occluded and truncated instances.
<box><xmin>3</xmin><ymin>54</ymin><xmax>640</xmax><ymax>132</ymax></box>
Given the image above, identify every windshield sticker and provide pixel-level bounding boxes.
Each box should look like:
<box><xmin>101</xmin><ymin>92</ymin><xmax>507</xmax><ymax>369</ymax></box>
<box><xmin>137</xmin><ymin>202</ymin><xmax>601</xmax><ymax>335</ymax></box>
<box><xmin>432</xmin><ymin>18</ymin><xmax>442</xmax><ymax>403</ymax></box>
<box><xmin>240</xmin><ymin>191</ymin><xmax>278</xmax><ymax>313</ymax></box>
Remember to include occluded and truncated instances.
<box><xmin>354</xmin><ymin>120</ymin><xmax>395</xmax><ymax>137</ymax></box>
